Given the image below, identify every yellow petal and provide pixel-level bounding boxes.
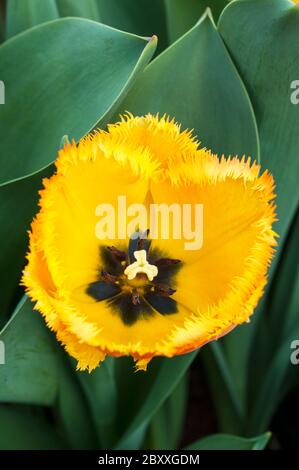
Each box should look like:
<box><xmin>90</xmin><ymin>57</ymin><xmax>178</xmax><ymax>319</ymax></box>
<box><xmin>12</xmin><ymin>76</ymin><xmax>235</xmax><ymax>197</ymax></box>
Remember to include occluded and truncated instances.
<box><xmin>150</xmin><ymin>155</ymin><xmax>276</xmax><ymax>354</ymax></box>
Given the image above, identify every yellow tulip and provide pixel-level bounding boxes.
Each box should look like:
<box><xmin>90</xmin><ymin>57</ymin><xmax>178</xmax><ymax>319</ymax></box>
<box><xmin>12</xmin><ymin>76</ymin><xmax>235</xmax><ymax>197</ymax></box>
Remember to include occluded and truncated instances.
<box><xmin>22</xmin><ymin>114</ymin><xmax>277</xmax><ymax>372</ymax></box>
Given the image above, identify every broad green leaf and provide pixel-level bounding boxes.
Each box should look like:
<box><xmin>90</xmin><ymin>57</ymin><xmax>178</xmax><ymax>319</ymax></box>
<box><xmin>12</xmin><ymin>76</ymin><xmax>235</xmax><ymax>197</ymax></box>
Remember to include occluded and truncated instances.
<box><xmin>201</xmin><ymin>342</ymin><xmax>244</xmax><ymax>434</ymax></box>
<box><xmin>76</xmin><ymin>357</ymin><xmax>118</xmax><ymax>449</ymax></box>
<box><xmin>205</xmin><ymin>310</ymin><xmax>259</xmax><ymax>433</ymax></box>
<box><xmin>0</xmin><ymin>405</ymin><xmax>65</xmax><ymax>450</ymax></box>
<box><xmin>97</xmin><ymin>0</ymin><xmax>168</xmax><ymax>53</ymax></box>
<box><xmin>56</xmin><ymin>354</ymin><xmax>98</xmax><ymax>449</ymax></box>
<box><xmin>248</xmin><ymin>338</ymin><xmax>299</xmax><ymax>435</ymax></box>
<box><xmin>219</xmin><ymin>0</ymin><xmax>299</xmax><ymax>253</ymax></box>
<box><xmin>269</xmin><ymin>210</ymin><xmax>299</xmax><ymax>342</ymax></box>
<box><xmin>6</xmin><ymin>0</ymin><xmax>59</xmax><ymax>38</ymax></box>
<box><xmin>0</xmin><ymin>2</ymin><xmax>5</xmax><ymax>42</ymax></box>
<box><xmin>57</xmin><ymin>0</ymin><xmax>100</xmax><ymax>20</ymax></box>
<box><xmin>0</xmin><ymin>297</ymin><xmax>58</xmax><ymax>405</ymax></box>
<box><xmin>145</xmin><ymin>373</ymin><xmax>188</xmax><ymax>450</ymax></box>
<box><xmin>248</xmin><ymin>209</ymin><xmax>299</xmax><ymax>399</ymax></box>
<box><xmin>185</xmin><ymin>432</ymin><xmax>271</xmax><ymax>450</ymax></box>
<box><xmin>114</xmin><ymin>353</ymin><xmax>196</xmax><ymax>450</ymax></box>
<box><xmin>0</xmin><ymin>18</ymin><xmax>157</xmax><ymax>184</ymax></box>
<box><xmin>247</xmin><ymin>209</ymin><xmax>299</xmax><ymax>434</ymax></box>
<box><xmin>213</xmin><ymin>0</ymin><xmax>299</xmax><ymax>434</ymax></box>
<box><xmin>164</xmin><ymin>0</ymin><xmax>229</xmax><ymax>43</ymax></box>
<box><xmin>0</xmin><ymin>165</ymin><xmax>52</xmax><ymax>320</ymax></box>
<box><xmin>121</xmin><ymin>10</ymin><xmax>259</xmax><ymax>160</ymax></box>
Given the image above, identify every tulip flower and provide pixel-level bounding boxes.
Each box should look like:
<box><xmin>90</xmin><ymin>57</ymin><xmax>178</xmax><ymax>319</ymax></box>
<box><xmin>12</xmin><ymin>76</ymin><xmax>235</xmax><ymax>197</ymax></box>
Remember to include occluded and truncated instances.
<box><xmin>23</xmin><ymin>114</ymin><xmax>276</xmax><ymax>371</ymax></box>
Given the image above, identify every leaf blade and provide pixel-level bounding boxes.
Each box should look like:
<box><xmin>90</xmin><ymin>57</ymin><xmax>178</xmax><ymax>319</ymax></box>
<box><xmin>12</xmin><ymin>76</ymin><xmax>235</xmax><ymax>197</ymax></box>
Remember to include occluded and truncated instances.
<box><xmin>0</xmin><ymin>18</ymin><xmax>156</xmax><ymax>184</ymax></box>
<box><xmin>0</xmin><ymin>297</ymin><xmax>58</xmax><ymax>405</ymax></box>
<box><xmin>184</xmin><ymin>432</ymin><xmax>271</xmax><ymax>450</ymax></box>
<box><xmin>0</xmin><ymin>405</ymin><xmax>65</xmax><ymax>450</ymax></box>
<box><xmin>164</xmin><ymin>0</ymin><xmax>229</xmax><ymax>43</ymax></box>
<box><xmin>114</xmin><ymin>353</ymin><xmax>196</xmax><ymax>450</ymax></box>
<box><xmin>57</xmin><ymin>0</ymin><xmax>100</xmax><ymax>21</ymax></box>
<box><xmin>6</xmin><ymin>0</ymin><xmax>59</xmax><ymax>38</ymax></box>
<box><xmin>216</xmin><ymin>0</ymin><xmax>299</xmax><ymax>434</ymax></box>
<box><xmin>0</xmin><ymin>164</ymin><xmax>53</xmax><ymax>320</ymax></box>
<box><xmin>121</xmin><ymin>10</ymin><xmax>259</xmax><ymax>159</ymax></box>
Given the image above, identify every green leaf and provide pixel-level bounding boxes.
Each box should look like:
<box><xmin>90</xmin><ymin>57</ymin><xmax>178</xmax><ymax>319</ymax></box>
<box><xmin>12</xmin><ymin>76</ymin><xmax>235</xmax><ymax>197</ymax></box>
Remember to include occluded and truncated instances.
<box><xmin>0</xmin><ymin>18</ymin><xmax>157</xmax><ymax>185</ymax></box>
<box><xmin>6</xmin><ymin>0</ymin><xmax>59</xmax><ymax>38</ymax></box>
<box><xmin>211</xmin><ymin>0</ymin><xmax>299</xmax><ymax>434</ymax></box>
<box><xmin>57</xmin><ymin>0</ymin><xmax>100</xmax><ymax>20</ymax></box>
<box><xmin>248</xmin><ymin>340</ymin><xmax>297</xmax><ymax>435</ymax></box>
<box><xmin>145</xmin><ymin>372</ymin><xmax>188</xmax><ymax>450</ymax></box>
<box><xmin>268</xmin><ymin>210</ymin><xmax>299</xmax><ymax>342</ymax></box>
<box><xmin>121</xmin><ymin>10</ymin><xmax>259</xmax><ymax>160</ymax></box>
<box><xmin>184</xmin><ymin>432</ymin><xmax>271</xmax><ymax>450</ymax></box>
<box><xmin>0</xmin><ymin>1</ymin><xmax>5</xmax><ymax>42</ymax></box>
<box><xmin>164</xmin><ymin>0</ymin><xmax>229</xmax><ymax>43</ymax></box>
<box><xmin>201</xmin><ymin>342</ymin><xmax>244</xmax><ymax>434</ymax></box>
<box><xmin>114</xmin><ymin>353</ymin><xmax>196</xmax><ymax>450</ymax></box>
<box><xmin>219</xmin><ymin>0</ymin><xmax>299</xmax><ymax>254</ymax></box>
<box><xmin>0</xmin><ymin>297</ymin><xmax>58</xmax><ymax>405</ymax></box>
<box><xmin>97</xmin><ymin>0</ymin><xmax>168</xmax><ymax>53</ymax></box>
<box><xmin>56</xmin><ymin>354</ymin><xmax>98</xmax><ymax>449</ymax></box>
<box><xmin>0</xmin><ymin>164</ymin><xmax>53</xmax><ymax>320</ymax></box>
<box><xmin>247</xmin><ymin>209</ymin><xmax>299</xmax><ymax>434</ymax></box>
<box><xmin>0</xmin><ymin>405</ymin><xmax>65</xmax><ymax>450</ymax></box>
<box><xmin>204</xmin><ymin>314</ymin><xmax>258</xmax><ymax>434</ymax></box>
<box><xmin>76</xmin><ymin>357</ymin><xmax>118</xmax><ymax>449</ymax></box>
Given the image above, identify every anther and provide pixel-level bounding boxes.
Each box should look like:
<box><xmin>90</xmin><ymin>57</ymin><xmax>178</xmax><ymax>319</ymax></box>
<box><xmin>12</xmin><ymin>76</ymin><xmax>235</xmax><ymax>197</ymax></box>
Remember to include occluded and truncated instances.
<box><xmin>154</xmin><ymin>283</ymin><xmax>176</xmax><ymax>297</ymax></box>
<box><xmin>107</xmin><ymin>246</ymin><xmax>127</xmax><ymax>262</ymax></box>
<box><xmin>132</xmin><ymin>289</ymin><xmax>141</xmax><ymax>305</ymax></box>
<box><xmin>137</xmin><ymin>229</ymin><xmax>150</xmax><ymax>250</ymax></box>
<box><xmin>102</xmin><ymin>271</ymin><xmax>118</xmax><ymax>284</ymax></box>
<box><xmin>154</xmin><ymin>258</ymin><xmax>181</xmax><ymax>267</ymax></box>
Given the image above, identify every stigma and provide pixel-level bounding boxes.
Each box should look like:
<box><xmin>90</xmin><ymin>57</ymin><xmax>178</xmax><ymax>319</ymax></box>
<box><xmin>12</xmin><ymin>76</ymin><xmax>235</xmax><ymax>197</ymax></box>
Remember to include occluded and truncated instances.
<box><xmin>124</xmin><ymin>250</ymin><xmax>158</xmax><ymax>281</ymax></box>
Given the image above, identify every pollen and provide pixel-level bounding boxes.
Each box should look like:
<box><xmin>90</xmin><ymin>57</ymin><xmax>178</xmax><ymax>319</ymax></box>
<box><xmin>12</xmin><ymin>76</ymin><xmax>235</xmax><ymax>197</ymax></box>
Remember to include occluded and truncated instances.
<box><xmin>124</xmin><ymin>249</ymin><xmax>158</xmax><ymax>281</ymax></box>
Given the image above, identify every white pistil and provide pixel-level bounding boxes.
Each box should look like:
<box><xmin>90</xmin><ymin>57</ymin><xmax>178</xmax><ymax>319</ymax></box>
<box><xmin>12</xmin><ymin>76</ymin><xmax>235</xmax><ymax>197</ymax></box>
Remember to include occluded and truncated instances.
<box><xmin>124</xmin><ymin>250</ymin><xmax>158</xmax><ymax>281</ymax></box>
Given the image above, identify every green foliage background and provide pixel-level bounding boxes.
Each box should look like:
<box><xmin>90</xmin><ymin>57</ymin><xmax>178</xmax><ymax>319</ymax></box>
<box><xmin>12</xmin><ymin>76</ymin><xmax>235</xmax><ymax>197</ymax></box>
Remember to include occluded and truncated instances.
<box><xmin>0</xmin><ymin>0</ymin><xmax>298</xmax><ymax>450</ymax></box>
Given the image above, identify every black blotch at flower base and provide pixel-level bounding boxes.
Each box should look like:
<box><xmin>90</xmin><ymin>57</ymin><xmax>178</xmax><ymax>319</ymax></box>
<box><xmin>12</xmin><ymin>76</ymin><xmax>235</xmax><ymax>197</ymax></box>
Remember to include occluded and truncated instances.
<box><xmin>86</xmin><ymin>231</ymin><xmax>182</xmax><ymax>326</ymax></box>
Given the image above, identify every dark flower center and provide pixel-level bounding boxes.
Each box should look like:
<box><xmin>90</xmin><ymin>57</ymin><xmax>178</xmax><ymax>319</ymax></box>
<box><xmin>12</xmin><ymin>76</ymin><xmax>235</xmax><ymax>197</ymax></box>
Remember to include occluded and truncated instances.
<box><xmin>86</xmin><ymin>230</ymin><xmax>182</xmax><ymax>325</ymax></box>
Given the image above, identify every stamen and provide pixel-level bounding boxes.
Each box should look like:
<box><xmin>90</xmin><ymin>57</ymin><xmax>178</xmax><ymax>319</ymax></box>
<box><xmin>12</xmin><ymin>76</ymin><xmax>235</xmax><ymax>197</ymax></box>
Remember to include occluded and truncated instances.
<box><xmin>124</xmin><ymin>249</ymin><xmax>158</xmax><ymax>281</ymax></box>
<box><xmin>155</xmin><ymin>258</ymin><xmax>181</xmax><ymax>266</ymax></box>
<box><xmin>154</xmin><ymin>283</ymin><xmax>176</xmax><ymax>297</ymax></box>
<box><xmin>102</xmin><ymin>271</ymin><xmax>118</xmax><ymax>284</ymax></box>
<box><xmin>132</xmin><ymin>289</ymin><xmax>141</xmax><ymax>305</ymax></box>
<box><xmin>107</xmin><ymin>246</ymin><xmax>127</xmax><ymax>262</ymax></box>
<box><xmin>137</xmin><ymin>229</ymin><xmax>150</xmax><ymax>250</ymax></box>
